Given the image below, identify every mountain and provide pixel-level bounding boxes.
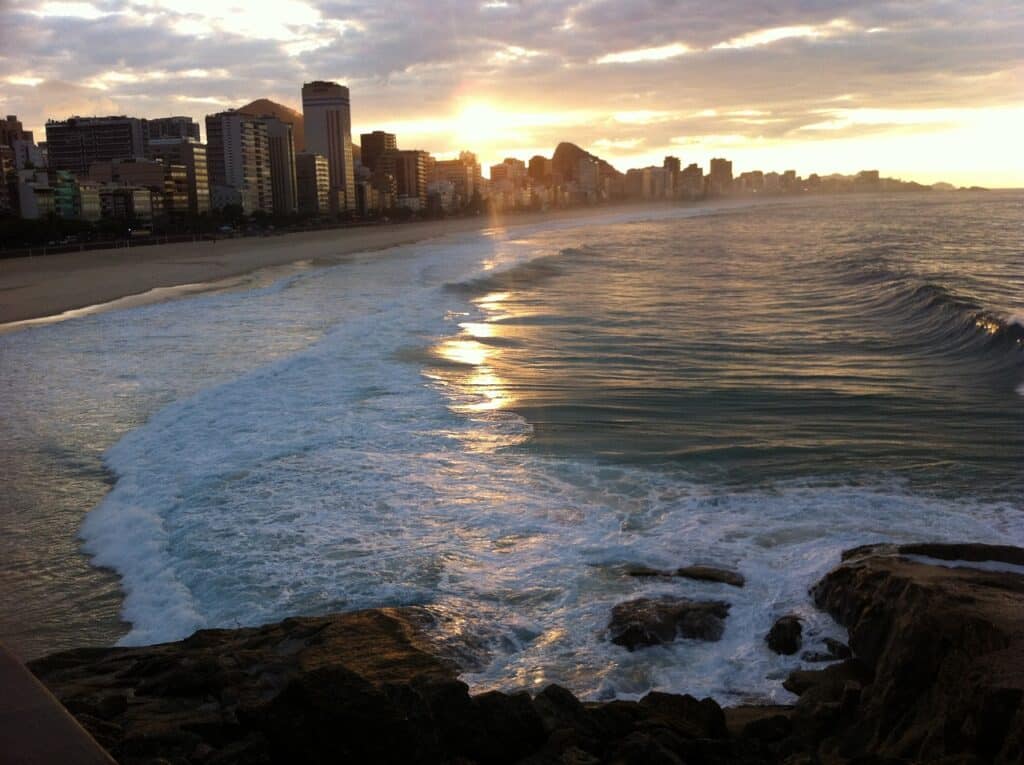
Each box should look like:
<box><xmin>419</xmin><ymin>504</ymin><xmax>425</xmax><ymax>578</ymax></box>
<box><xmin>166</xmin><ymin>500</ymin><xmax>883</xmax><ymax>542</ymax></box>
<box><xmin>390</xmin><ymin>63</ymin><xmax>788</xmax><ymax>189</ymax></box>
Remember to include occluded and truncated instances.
<box><xmin>551</xmin><ymin>142</ymin><xmax>622</xmax><ymax>183</ymax></box>
<box><xmin>237</xmin><ymin>99</ymin><xmax>305</xmax><ymax>152</ymax></box>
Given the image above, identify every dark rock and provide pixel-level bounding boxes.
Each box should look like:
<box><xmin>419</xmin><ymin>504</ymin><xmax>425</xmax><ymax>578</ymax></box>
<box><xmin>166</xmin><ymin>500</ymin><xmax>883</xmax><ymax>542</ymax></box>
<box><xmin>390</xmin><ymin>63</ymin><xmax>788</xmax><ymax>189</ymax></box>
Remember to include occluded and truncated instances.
<box><xmin>608</xmin><ymin>597</ymin><xmax>730</xmax><ymax>649</ymax></box>
<box><xmin>741</xmin><ymin>713</ymin><xmax>793</xmax><ymax>743</ymax></box>
<box><xmin>25</xmin><ymin>542</ymin><xmax>1024</xmax><ymax>765</ymax></box>
<box><xmin>808</xmin><ymin>542</ymin><xmax>1024</xmax><ymax>763</ymax></box>
<box><xmin>674</xmin><ymin>565</ymin><xmax>746</xmax><ymax>588</ymax></box>
<box><xmin>766</xmin><ymin>615</ymin><xmax>803</xmax><ymax>655</ymax></box>
<box><xmin>624</xmin><ymin>565</ymin><xmax>673</xmax><ymax>578</ymax></box>
<box><xmin>638</xmin><ymin>691</ymin><xmax>728</xmax><ymax>739</ymax></box>
<box><xmin>802</xmin><ymin>637</ymin><xmax>852</xmax><ymax>663</ymax></box>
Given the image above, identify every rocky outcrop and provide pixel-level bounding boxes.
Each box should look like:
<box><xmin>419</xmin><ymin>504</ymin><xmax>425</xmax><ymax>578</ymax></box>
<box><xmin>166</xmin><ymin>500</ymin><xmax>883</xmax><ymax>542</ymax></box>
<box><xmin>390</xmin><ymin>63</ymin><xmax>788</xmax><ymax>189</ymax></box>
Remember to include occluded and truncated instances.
<box><xmin>29</xmin><ymin>607</ymin><xmax>773</xmax><ymax>765</ymax></box>
<box><xmin>28</xmin><ymin>542</ymin><xmax>1024</xmax><ymax>764</ymax></box>
<box><xmin>626</xmin><ymin>565</ymin><xmax>745</xmax><ymax>588</ymax></box>
<box><xmin>607</xmin><ymin>597</ymin><xmax>731</xmax><ymax>649</ymax></box>
<box><xmin>765</xmin><ymin>615</ymin><xmax>803</xmax><ymax>655</ymax></box>
<box><xmin>798</xmin><ymin>542</ymin><xmax>1024</xmax><ymax>763</ymax></box>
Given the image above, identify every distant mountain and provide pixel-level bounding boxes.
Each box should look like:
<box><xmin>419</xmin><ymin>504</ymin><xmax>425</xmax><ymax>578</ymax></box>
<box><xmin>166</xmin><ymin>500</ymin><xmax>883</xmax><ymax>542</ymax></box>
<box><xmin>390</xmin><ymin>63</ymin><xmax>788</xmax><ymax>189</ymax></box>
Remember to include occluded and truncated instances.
<box><xmin>551</xmin><ymin>142</ymin><xmax>622</xmax><ymax>182</ymax></box>
<box><xmin>237</xmin><ymin>99</ymin><xmax>305</xmax><ymax>152</ymax></box>
<box><xmin>931</xmin><ymin>182</ymin><xmax>956</xmax><ymax>191</ymax></box>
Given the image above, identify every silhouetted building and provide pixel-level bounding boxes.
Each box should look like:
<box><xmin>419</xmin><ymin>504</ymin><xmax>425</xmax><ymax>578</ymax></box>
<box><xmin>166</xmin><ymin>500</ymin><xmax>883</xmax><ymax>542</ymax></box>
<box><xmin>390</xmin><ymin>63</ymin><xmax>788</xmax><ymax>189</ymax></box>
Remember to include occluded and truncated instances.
<box><xmin>205</xmin><ymin>111</ymin><xmax>273</xmax><ymax>214</ymax></box>
<box><xmin>147</xmin><ymin>138</ymin><xmax>211</xmax><ymax>216</ymax></box>
<box><xmin>45</xmin><ymin>116</ymin><xmax>147</xmax><ymax>177</ymax></box>
<box><xmin>261</xmin><ymin>116</ymin><xmax>297</xmax><ymax>215</ymax></box>
<box><xmin>529</xmin><ymin>155</ymin><xmax>553</xmax><ymax>184</ymax></box>
<box><xmin>708</xmin><ymin>157</ymin><xmax>733</xmax><ymax>196</ymax></box>
<box><xmin>378</xmin><ymin>149</ymin><xmax>429</xmax><ymax>208</ymax></box>
<box><xmin>679</xmin><ymin>163</ymin><xmax>703</xmax><ymax>200</ymax></box>
<box><xmin>147</xmin><ymin>117</ymin><xmax>201</xmax><ymax>142</ymax></box>
<box><xmin>296</xmin><ymin>152</ymin><xmax>330</xmax><ymax>215</ymax></box>
<box><xmin>302</xmin><ymin>81</ymin><xmax>355</xmax><ymax>212</ymax></box>
<box><xmin>431</xmin><ymin>158</ymin><xmax>475</xmax><ymax>206</ymax></box>
<box><xmin>360</xmin><ymin>131</ymin><xmax>396</xmax><ymax>172</ymax></box>
<box><xmin>490</xmin><ymin>157</ymin><xmax>527</xmax><ymax>187</ymax></box>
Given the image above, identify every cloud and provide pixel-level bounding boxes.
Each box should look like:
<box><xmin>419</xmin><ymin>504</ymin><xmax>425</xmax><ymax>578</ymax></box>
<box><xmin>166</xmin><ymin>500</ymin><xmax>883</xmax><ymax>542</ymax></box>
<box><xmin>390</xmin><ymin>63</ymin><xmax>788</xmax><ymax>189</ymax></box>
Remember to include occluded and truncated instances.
<box><xmin>1</xmin><ymin>0</ymin><xmax>1022</xmax><ymax>184</ymax></box>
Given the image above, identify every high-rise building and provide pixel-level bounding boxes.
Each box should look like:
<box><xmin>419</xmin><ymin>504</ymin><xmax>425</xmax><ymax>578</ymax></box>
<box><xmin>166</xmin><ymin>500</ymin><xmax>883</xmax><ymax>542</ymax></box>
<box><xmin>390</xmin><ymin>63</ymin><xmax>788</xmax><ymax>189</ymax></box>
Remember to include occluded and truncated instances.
<box><xmin>378</xmin><ymin>149</ymin><xmax>429</xmax><ymax>208</ymax></box>
<box><xmin>45</xmin><ymin>116</ymin><xmax>147</xmax><ymax>177</ymax></box>
<box><xmin>360</xmin><ymin>131</ymin><xmax>396</xmax><ymax>172</ymax></box>
<box><xmin>431</xmin><ymin>159</ymin><xmax>475</xmax><ymax>206</ymax></box>
<box><xmin>295</xmin><ymin>152</ymin><xmax>330</xmax><ymax>215</ymax></box>
<box><xmin>147</xmin><ymin>117</ymin><xmax>201</xmax><ymax>142</ymax></box>
<box><xmin>663</xmin><ymin>156</ymin><xmax>681</xmax><ymax>176</ymax></box>
<box><xmin>528</xmin><ymin>155</ymin><xmax>553</xmax><ymax>184</ymax></box>
<box><xmin>302</xmin><ymin>81</ymin><xmax>355</xmax><ymax>212</ymax></box>
<box><xmin>679</xmin><ymin>163</ymin><xmax>704</xmax><ymax>200</ymax></box>
<box><xmin>260</xmin><ymin>116</ymin><xmax>297</xmax><ymax>215</ymax></box>
<box><xmin>205</xmin><ymin>111</ymin><xmax>273</xmax><ymax>214</ymax></box>
<box><xmin>490</xmin><ymin>157</ymin><xmax>528</xmax><ymax>187</ymax></box>
<box><xmin>708</xmin><ymin>158</ymin><xmax>733</xmax><ymax>196</ymax></box>
<box><xmin>147</xmin><ymin>137</ymin><xmax>211</xmax><ymax>216</ymax></box>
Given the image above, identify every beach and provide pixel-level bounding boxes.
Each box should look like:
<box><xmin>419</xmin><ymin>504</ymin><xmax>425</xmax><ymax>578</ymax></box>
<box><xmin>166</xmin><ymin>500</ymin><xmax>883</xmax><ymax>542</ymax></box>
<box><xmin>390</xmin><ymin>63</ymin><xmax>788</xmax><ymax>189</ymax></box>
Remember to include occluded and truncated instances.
<box><xmin>0</xmin><ymin>205</ymin><xmax>673</xmax><ymax>326</ymax></box>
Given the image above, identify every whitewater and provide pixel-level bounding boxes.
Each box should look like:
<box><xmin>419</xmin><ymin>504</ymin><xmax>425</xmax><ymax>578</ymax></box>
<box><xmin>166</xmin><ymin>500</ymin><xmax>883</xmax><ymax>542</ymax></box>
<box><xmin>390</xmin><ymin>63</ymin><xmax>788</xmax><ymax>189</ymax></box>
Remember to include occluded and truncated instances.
<box><xmin>1</xmin><ymin>194</ymin><xmax>1021</xmax><ymax>704</ymax></box>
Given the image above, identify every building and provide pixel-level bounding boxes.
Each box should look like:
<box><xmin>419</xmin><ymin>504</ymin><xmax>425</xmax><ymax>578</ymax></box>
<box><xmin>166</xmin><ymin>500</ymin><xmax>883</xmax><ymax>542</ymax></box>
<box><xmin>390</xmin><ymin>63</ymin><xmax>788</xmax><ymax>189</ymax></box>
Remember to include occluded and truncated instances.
<box><xmin>89</xmin><ymin>158</ymin><xmax>190</xmax><ymax>220</ymax></box>
<box><xmin>0</xmin><ymin>146</ymin><xmax>14</xmax><ymax>215</ymax></box>
<box><xmin>528</xmin><ymin>155</ymin><xmax>553</xmax><ymax>185</ymax></box>
<box><xmin>77</xmin><ymin>180</ymin><xmax>102</xmax><ymax>221</ymax></box>
<box><xmin>360</xmin><ymin>131</ymin><xmax>396</xmax><ymax>172</ymax></box>
<box><xmin>205</xmin><ymin>111</ymin><xmax>273</xmax><ymax>214</ymax></box>
<box><xmin>98</xmin><ymin>185</ymin><xmax>153</xmax><ymax>223</ymax></box>
<box><xmin>678</xmin><ymin>163</ymin><xmax>703</xmax><ymax>200</ymax></box>
<box><xmin>49</xmin><ymin>170</ymin><xmax>80</xmax><ymax>218</ymax></box>
<box><xmin>1</xmin><ymin>115</ymin><xmax>33</xmax><ymax>147</ymax></box>
<box><xmin>378</xmin><ymin>149</ymin><xmax>429</xmax><ymax>208</ymax></box>
<box><xmin>302</xmin><ymin>81</ymin><xmax>355</xmax><ymax>212</ymax></box>
<box><xmin>147</xmin><ymin>137</ymin><xmax>211</xmax><ymax>216</ymax></box>
<box><xmin>430</xmin><ymin>159</ymin><xmax>475</xmax><ymax>208</ymax></box>
<box><xmin>295</xmin><ymin>152</ymin><xmax>330</xmax><ymax>215</ymax></box>
<box><xmin>147</xmin><ymin>117</ymin><xmax>201</xmax><ymax>142</ymax></box>
<box><xmin>45</xmin><ymin>116</ymin><xmax>147</xmax><ymax>177</ymax></box>
<box><xmin>426</xmin><ymin>179</ymin><xmax>456</xmax><ymax>213</ymax></box>
<box><xmin>261</xmin><ymin>116</ymin><xmax>298</xmax><ymax>215</ymax></box>
<box><xmin>708</xmin><ymin>158</ymin><xmax>733</xmax><ymax>196</ymax></box>
<box><xmin>16</xmin><ymin>169</ymin><xmax>55</xmax><ymax>219</ymax></box>
<box><xmin>490</xmin><ymin>157</ymin><xmax>527</xmax><ymax>188</ymax></box>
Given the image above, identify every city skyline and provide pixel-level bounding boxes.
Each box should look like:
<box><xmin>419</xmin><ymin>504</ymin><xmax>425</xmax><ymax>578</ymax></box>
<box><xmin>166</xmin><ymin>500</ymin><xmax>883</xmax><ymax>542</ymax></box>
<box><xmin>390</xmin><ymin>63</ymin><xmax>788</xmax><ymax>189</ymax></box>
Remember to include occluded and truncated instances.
<box><xmin>2</xmin><ymin>1</ymin><xmax>1022</xmax><ymax>187</ymax></box>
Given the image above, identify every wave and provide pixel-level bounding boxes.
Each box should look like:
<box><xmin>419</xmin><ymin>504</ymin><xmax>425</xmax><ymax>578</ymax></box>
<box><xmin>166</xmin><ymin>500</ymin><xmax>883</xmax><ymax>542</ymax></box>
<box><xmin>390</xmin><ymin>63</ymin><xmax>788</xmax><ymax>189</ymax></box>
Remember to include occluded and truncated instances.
<box><xmin>445</xmin><ymin>247</ymin><xmax>595</xmax><ymax>296</ymax></box>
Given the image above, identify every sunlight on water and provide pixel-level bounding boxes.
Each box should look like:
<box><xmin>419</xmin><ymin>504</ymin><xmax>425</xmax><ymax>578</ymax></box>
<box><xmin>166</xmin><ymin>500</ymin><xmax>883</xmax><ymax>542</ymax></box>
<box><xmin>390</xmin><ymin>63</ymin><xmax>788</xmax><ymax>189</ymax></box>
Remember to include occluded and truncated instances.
<box><xmin>0</xmin><ymin>194</ymin><xmax>1021</xmax><ymax>706</ymax></box>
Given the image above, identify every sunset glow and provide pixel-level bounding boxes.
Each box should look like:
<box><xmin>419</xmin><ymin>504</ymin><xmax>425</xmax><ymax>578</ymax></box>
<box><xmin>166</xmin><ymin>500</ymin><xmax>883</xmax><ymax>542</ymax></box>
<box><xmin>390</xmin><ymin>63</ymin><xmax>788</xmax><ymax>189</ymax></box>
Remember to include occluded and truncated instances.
<box><xmin>2</xmin><ymin>0</ymin><xmax>1022</xmax><ymax>185</ymax></box>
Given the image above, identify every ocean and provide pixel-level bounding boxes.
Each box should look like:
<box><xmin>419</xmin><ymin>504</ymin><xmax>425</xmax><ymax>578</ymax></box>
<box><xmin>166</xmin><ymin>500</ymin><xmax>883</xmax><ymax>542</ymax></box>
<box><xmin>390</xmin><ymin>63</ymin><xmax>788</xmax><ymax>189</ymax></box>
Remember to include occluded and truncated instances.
<box><xmin>1</xmin><ymin>192</ymin><xmax>1021</xmax><ymax>704</ymax></box>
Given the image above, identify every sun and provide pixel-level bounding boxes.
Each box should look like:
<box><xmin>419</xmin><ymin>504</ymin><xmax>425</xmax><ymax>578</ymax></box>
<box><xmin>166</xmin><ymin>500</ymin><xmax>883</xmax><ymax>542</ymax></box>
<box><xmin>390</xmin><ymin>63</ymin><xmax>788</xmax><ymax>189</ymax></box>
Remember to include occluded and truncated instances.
<box><xmin>453</xmin><ymin>101</ymin><xmax>511</xmax><ymax>154</ymax></box>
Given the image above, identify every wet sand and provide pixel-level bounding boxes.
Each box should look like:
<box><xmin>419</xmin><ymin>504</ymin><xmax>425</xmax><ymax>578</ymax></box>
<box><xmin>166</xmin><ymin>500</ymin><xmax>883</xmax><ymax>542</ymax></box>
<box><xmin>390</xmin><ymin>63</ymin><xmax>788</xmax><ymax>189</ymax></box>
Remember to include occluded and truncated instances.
<box><xmin>0</xmin><ymin>205</ymin><xmax>670</xmax><ymax>326</ymax></box>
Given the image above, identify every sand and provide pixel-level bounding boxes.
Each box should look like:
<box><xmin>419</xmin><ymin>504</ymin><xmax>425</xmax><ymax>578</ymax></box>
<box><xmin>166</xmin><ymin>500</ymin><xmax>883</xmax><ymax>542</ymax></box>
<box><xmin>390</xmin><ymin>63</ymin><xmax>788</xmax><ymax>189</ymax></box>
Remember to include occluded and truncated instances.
<box><xmin>0</xmin><ymin>205</ymin><xmax>671</xmax><ymax>327</ymax></box>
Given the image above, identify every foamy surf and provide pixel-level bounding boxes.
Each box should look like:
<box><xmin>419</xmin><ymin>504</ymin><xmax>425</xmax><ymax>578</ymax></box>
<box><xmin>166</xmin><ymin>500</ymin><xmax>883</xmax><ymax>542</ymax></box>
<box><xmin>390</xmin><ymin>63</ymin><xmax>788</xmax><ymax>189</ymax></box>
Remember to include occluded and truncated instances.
<box><xmin>72</xmin><ymin>200</ymin><xmax>1023</xmax><ymax>705</ymax></box>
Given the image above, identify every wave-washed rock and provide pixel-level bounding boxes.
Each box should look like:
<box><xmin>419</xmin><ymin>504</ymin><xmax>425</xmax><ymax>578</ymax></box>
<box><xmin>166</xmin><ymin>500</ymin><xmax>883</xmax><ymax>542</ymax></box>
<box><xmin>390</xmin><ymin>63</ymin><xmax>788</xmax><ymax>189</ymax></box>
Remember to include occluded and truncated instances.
<box><xmin>28</xmin><ymin>542</ymin><xmax>1024</xmax><ymax>764</ymax></box>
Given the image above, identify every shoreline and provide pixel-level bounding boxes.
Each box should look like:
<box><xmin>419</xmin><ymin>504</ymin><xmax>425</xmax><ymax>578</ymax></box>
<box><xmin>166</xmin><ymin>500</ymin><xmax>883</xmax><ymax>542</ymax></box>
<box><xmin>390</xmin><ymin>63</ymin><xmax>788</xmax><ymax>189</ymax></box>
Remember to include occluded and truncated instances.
<box><xmin>0</xmin><ymin>202</ymin><xmax>696</xmax><ymax>328</ymax></box>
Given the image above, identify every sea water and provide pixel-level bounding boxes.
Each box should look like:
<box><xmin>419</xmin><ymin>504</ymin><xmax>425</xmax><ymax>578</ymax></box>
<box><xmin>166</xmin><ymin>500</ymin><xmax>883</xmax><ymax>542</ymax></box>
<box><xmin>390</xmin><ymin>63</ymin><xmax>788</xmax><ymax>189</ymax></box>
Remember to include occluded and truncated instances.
<box><xmin>1</xmin><ymin>192</ymin><xmax>1021</xmax><ymax>704</ymax></box>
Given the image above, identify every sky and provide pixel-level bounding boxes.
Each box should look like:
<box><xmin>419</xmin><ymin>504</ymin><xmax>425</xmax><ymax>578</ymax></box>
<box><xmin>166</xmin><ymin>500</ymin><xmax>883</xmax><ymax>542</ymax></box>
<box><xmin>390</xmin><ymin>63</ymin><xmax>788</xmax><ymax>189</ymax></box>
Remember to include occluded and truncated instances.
<box><xmin>1</xmin><ymin>0</ymin><xmax>1023</xmax><ymax>186</ymax></box>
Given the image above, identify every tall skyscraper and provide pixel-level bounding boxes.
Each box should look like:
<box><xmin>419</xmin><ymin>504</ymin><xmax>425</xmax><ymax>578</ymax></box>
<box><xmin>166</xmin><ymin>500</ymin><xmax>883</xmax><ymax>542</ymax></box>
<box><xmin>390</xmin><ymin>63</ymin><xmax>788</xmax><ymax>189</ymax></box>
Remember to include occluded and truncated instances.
<box><xmin>708</xmin><ymin>157</ymin><xmax>733</xmax><ymax>196</ymax></box>
<box><xmin>205</xmin><ymin>111</ymin><xmax>273</xmax><ymax>214</ymax></box>
<box><xmin>360</xmin><ymin>131</ymin><xmax>396</xmax><ymax>172</ymax></box>
<box><xmin>45</xmin><ymin>116</ymin><xmax>147</xmax><ymax>177</ymax></box>
<box><xmin>260</xmin><ymin>116</ymin><xmax>298</xmax><ymax>215</ymax></box>
<box><xmin>302</xmin><ymin>81</ymin><xmax>355</xmax><ymax>212</ymax></box>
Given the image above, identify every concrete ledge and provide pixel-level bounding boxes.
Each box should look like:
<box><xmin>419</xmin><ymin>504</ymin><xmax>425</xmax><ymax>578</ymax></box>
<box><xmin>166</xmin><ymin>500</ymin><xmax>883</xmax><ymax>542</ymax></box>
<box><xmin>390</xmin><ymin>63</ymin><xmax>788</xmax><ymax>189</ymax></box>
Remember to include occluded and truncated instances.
<box><xmin>0</xmin><ymin>644</ymin><xmax>115</xmax><ymax>764</ymax></box>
